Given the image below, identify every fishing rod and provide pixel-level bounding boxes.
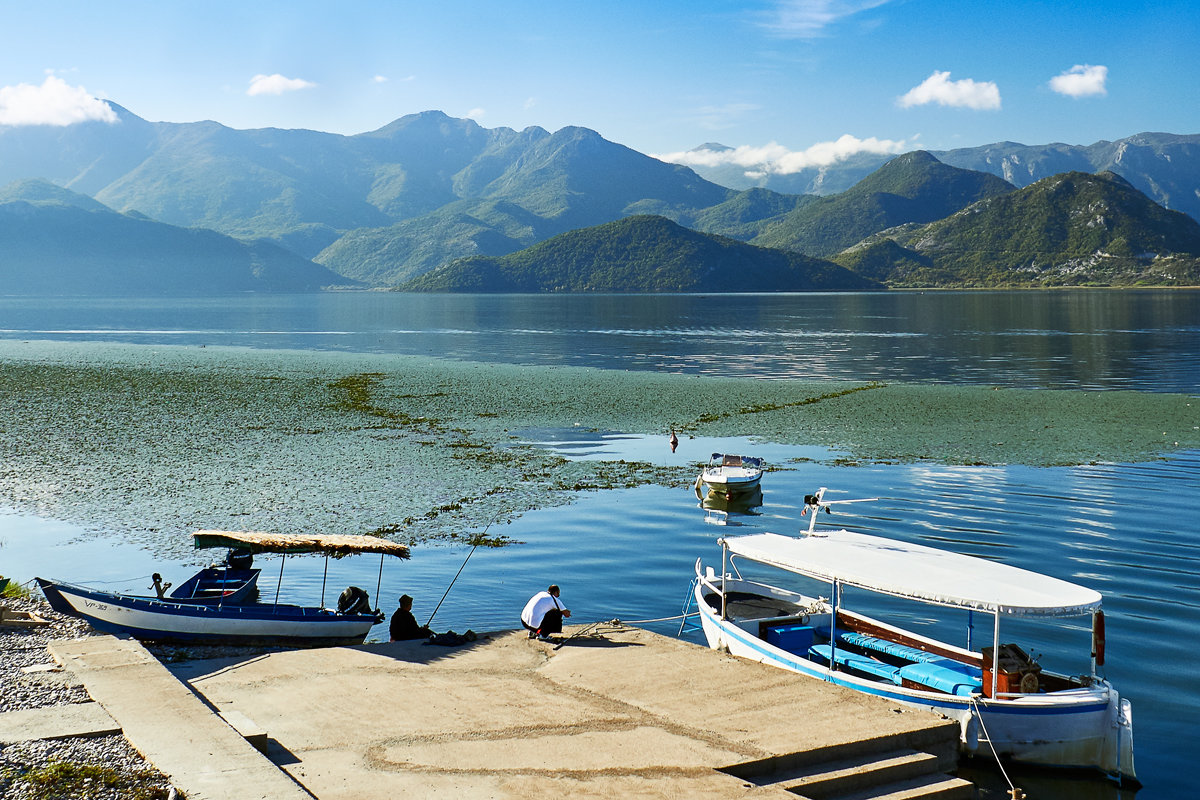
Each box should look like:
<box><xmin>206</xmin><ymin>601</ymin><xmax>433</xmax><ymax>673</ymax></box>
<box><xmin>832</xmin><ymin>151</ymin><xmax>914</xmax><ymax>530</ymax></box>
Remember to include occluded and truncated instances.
<box><xmin>549</xmin><ymin>612</ymin><xmax>699</xmax><ymax>650</ymax></box>
<box><xmin>425</xmin><ymin>515</ymin><xmax>498</xmax><ymax>627</ymax></box>
<box><xmin>552</xmin><ymin>619</ymin><xmax>619</xmax><ymax>650</ymax></box>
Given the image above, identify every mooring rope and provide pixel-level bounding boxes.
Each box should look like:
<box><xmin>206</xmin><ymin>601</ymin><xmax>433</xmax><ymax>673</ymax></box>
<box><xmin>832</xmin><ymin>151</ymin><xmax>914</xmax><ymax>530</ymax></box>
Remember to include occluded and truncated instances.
<box><xmin>619</xmin><ymin>611</ymin><xmax>698</xmax><ymax>625</ymax></box>
<box><xmin>968</xmin><ymin>695</ymin><xmax>1025</xmax><ymax>800</ymax></box>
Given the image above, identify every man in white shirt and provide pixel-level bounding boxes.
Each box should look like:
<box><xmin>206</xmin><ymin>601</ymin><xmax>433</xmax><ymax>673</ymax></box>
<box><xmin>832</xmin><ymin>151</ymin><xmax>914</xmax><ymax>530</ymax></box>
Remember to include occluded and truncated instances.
<box><xmin>521</xmin><ymin>584</ymin><xmax>571</xmax><ymax>640</ymax></box>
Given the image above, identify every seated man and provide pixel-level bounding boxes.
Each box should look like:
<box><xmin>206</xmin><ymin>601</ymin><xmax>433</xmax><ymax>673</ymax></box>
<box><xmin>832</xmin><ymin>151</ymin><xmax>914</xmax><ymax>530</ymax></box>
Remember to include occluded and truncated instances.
<box><xmin>390</xmin><ymin>594</ymin><xmax>433</xmax><ymax>641</ymax></box>
<box><xmin>521</xmin><ymin>584</ymin><xmax>570</xmax><ymax>640</ymax></box>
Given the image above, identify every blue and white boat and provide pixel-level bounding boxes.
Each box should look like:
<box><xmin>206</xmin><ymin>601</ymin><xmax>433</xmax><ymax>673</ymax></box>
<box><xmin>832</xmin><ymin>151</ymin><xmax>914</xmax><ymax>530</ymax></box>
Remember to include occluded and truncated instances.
<box><xmin>696</xmin><ymin>453</ymin><xmax>764</xmax><ymax>499</ymax></box>
<box><xmin>37</xmin><ymin>529</ymin><xmax>409</xmax><ymax>646</ymax></box>
<box><xmin>690</xmin><ymin>490</ymin><xmax>1137</xmax><ymax>786</ymax></box>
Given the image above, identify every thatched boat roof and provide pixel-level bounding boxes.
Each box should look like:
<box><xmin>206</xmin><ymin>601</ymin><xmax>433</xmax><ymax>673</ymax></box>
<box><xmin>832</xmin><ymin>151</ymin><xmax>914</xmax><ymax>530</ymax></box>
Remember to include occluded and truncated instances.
<box><xmin>192</xmin><ymin>530</ymin><xmax>410</xmax><ymax>558</ymax></box>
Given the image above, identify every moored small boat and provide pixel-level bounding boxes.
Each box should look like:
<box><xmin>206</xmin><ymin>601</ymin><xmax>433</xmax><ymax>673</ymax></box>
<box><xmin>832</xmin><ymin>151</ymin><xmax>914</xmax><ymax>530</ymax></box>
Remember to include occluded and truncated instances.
<box><xmin>696</xmin><ymin>453</ymin><xmax>764</xmax><ymax>499</ymax></box>
<box><xmin>38</xmin><ymin>529</ymin><xmax>410</xmax><ymax>646</ymax></box>
<box><xmin>689</xmin><ymin>489</ymin><xmax>1137</xmax><ymax>786</ymax></box>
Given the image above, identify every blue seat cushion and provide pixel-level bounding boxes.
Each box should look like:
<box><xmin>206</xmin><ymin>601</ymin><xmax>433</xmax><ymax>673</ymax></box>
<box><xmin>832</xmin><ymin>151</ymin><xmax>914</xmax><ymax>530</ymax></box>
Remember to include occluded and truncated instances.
<box><xmin>897</xmin><ymin>662</ymin><xmax>982</xmax><ymax>696</ymax></box>
<box><xmin>765</xmin><ymin>624</ymin><xmax>814</xmax><ymax>655</ymax></box>
<box><xmin>838</xmin><ymin>631</ymin><xmax>982</xmax><ymax>679</ymax></box>
<box><xmin>809</xmin><ymin>644</ymin><xmax>901</xmax><ymax>684</ymax></box>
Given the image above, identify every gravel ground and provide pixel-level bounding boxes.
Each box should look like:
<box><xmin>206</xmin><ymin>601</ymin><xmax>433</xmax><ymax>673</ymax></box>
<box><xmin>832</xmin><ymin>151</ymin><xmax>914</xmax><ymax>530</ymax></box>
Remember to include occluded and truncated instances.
<box><xmin>0</xmin><ymin>593</ymin><xmax>177</xmax><ymax>800</ymax></box>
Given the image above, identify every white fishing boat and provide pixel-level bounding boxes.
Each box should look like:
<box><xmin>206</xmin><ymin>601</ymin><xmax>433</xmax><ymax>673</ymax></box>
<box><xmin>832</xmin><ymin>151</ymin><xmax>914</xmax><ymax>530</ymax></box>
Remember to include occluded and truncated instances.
<box><xmin>38</xmin><ymin>530</ymin><xmax>410</xmax><ymax>646</ymax></box>
<box><xmin>690</xmin><ymin>489</ymin><xmax>1137</xmax><ymax>786</ymax></box>
<box><xmin>696</xmin><ymin>453</ymin><xmax>764</xmax><ymax>499</ymax></box>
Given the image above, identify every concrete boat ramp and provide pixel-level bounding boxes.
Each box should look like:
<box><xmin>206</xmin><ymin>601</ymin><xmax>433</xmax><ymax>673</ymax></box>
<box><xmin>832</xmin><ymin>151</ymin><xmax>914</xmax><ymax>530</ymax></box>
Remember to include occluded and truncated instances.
<box><xmin>30</xmin><ymin>625</ymin><xmax>973</xmax><ymax>799</ymax></box>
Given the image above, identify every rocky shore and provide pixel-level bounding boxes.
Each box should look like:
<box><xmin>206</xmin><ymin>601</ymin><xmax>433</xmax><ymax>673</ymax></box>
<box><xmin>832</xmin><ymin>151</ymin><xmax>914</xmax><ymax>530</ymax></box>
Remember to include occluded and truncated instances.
<box><xmin>0</xmin><ymin>593</ymin><xmax>175</xmax><ymax>800</ymax></box>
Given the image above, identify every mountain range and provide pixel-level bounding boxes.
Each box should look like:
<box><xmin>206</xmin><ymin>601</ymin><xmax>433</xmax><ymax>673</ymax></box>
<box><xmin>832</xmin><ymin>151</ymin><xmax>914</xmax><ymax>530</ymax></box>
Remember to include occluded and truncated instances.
<box><xmin>1</xmin><ymin>102</ymin><xmax>1199</xmax><ymax>291</ymax></box>
<box><xmin>836</xmin><ymin>171</ymin><xmax>1200</xmax><ymax>287</ymax></box>
<box><xmin>681</xmin><ymin>132</ymin><xmax>1200</xmax><ymax>224</ymax></box>
<box><xmin>401</xmin><ymin>215</ymin><xmax>880</xmax><ymax>293</ymax></box>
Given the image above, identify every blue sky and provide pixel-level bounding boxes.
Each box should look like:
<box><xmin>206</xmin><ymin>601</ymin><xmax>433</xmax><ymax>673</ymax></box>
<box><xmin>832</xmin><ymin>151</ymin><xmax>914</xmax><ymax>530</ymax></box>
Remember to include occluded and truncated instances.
<box><xmin>1</xmin><ymin>1</ymin><xmax>1197</xmax><ymax>178</ymax></box>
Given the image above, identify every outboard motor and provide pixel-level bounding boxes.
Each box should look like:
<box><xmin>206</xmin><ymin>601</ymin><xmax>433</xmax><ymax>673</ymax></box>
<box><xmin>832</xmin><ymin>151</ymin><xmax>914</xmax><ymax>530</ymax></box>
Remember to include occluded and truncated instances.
<box><xmin>224</xmin><ymin>549</ymin><xmax>254</xmax><ymax>570</ymax></box>
<box><xmin>337</xmin><ymin>586</ymin><xmax>373</xmax><ymax>616</ymax></box>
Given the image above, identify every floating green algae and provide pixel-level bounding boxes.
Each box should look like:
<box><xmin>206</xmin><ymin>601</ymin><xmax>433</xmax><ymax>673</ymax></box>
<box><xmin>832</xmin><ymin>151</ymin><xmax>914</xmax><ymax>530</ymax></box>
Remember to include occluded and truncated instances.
<box><xmin>0</xmin><ymin>340</ymin><xmax>1195</xmax><ymax>556</ymax></box>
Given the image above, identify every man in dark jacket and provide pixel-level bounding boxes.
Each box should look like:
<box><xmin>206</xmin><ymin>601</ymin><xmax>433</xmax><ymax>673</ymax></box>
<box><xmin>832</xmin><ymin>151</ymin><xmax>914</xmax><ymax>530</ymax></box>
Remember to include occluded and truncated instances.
<box><xmin>390</xmin><ymin>594</ymin><xmax>432</xmax><ymax>641</ymax></box>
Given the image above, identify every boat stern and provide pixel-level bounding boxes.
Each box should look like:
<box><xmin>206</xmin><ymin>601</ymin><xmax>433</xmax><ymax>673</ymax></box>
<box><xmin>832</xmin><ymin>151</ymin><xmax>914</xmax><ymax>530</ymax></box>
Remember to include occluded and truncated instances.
<box><xmin>1101</xmin><ymin>690</ymin><xmax>1137</xmax><ymax>786</ymax></box>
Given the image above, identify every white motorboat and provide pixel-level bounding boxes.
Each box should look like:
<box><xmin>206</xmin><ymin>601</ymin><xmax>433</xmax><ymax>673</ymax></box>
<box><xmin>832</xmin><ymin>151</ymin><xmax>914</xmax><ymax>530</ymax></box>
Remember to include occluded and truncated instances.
<box><xmin>689</xmin><ymin>489</ymin><xmax>1137</xmax><ymax>786</ymax></box>
<box><xmin>696</xmin><ymin>453</ymin><xmax>764</xmax><ymax>498</ymax></box>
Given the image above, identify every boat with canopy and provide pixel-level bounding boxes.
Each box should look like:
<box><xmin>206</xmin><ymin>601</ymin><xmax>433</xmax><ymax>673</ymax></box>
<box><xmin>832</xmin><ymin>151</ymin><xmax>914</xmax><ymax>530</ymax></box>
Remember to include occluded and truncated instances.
<box><xmin>38</xmin><ymin>529</ymin><xmax>410</xmax><ymax>646</ymax></box>
<box><xmin>689</xmin><ymin>489</ymin><xmax>1136</xmax><ymax>785</ymax></box>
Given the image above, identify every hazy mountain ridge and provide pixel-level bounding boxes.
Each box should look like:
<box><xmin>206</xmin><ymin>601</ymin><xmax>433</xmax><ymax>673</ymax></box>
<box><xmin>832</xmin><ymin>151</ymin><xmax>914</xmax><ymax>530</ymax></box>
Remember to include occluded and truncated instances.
<box><xmin>748</xmin><ymin>151</ymin><xmax>1015</xmax><ymax>257</ymax></box>
<box><xmin>400</xmin><ymin>215</ymin><xmax>880</xmax><ymax>293</ymax></box>
<box><xmin>0</xmin><ymin>179</ymin><xmax>348</xmax><ymax>295</ymax></box>
<box><xmin>683</xmin><ymin>133</ymin><xmax>1200</xmax><ymax>224</ymax></box>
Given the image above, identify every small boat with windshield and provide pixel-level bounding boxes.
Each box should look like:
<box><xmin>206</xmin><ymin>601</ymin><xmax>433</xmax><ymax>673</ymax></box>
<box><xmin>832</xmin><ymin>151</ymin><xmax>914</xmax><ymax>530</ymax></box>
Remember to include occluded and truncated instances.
<box><xmin>689</xmin><ymin>489</ymin><xmax>1136</xmax><ymax>786</ymax></box>
<box><xmin>154</xmin><ymin>548</ymin><xmax>260</xmax><ymax>604</ymax></box>
<box><xmin>696</xmin><ymin>453</ymin><xmax>764</xmax><ymax>499</ymax></box>
<box><xmin>38</xmin><ymin>529</ymin><xmax>409</xmax><ymax>646</ymax></box>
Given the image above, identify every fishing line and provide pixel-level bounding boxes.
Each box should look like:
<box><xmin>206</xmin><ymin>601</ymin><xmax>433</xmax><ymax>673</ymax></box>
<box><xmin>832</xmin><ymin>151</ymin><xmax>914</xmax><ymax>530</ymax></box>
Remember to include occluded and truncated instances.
<box><xmin>425</xmin><ymin>515</ymin><xmax>498</xmax><ymax>627</ymax></box>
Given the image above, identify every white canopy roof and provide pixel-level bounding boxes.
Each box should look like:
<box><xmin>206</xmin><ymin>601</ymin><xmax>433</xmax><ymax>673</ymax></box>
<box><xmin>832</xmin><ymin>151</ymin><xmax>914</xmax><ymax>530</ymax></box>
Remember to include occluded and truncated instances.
<box><xmin>719</xmin><ymin>531</ymin><xmax>1101</xmax><ymax>617</ymax></box>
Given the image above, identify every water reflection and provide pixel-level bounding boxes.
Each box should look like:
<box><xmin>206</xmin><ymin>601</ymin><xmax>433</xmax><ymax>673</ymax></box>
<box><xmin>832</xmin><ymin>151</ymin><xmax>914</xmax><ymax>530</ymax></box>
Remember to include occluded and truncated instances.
<box><xmin>1</xmin><ymin>290</ymin><xmax>1197</xmax><ymax>391</ymax></box>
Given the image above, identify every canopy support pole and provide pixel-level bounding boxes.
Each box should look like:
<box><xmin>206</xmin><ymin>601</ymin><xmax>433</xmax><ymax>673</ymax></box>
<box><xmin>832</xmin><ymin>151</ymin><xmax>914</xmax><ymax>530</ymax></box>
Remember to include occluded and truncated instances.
<box><xmin>274</xmin><ymin>554</ymin><xmax>287</xmax><ymax>611</ymax></box>
<box><xmin>375</xmin><ymin>553</ymin><xmax>384</xmax><ymax>612</ymax></box>
<box><xmin>966</xmin><ymin>610</ymin><xmax>974</xmax><ymax>651</ymax></box>
<box><xmin>830</xmin><ymin>580</ymin><xmax>840</xmax><ymax>673</ymax></box>
<box><xmin>720</xmin><ymin>544</ymin><xmax>728</xmax><ymax>621</ymax></box>
<box><xmin>991</xmin><ymin>611</ymin><xmax>1001</xmax><ymax>698</ymax></box>
<box><xmin>321</xmin><ymin>556</ymin><xmax>329</xmax><ymax>607</ymax></box>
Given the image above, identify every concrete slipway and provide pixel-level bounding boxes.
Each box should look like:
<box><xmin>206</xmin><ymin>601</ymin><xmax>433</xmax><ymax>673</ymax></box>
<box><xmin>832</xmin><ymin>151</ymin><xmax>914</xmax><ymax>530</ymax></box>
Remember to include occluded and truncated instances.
<box><xmin>48</xmin><ymin>626</ymin><xmax>973</xmax><ymax>799</ymax></box>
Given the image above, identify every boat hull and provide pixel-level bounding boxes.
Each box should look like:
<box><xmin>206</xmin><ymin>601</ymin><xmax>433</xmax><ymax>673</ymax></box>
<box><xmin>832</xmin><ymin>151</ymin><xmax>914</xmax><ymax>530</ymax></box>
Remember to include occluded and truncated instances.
<box><xmin>693</xmin><ymin>573</ymin><xmax>1136</xmax><ymax>784</ymax></box>
<box><xmin>38</xmin><ymin>578</ymin><xmax>377</xmax><ymax>646</ymax></box>
<box><xmin>697</xmin><ymin>468</ymin><xmax>763</xmax><ymax>496</ymax></box>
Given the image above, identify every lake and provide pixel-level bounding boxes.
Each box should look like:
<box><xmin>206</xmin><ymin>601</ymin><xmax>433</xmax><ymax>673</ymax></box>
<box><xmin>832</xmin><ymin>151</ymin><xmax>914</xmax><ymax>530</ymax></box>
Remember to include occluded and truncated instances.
<box><xmin>1</xmin><ymin>289</ymin><xmax>1197</xmax><ymax>799</ymax></box>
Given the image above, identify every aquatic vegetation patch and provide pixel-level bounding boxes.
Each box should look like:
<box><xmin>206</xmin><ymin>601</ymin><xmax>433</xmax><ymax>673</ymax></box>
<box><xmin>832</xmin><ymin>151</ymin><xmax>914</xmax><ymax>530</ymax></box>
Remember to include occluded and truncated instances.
<box><xmin>0</xmin><ymin>342</ymin><xmax>1195</xmax><ymax>557</ymax></box>
<box><xmin>692</xmin><ymin>383</ymin><xmax>884</xmax><ymax>426</ymax></box>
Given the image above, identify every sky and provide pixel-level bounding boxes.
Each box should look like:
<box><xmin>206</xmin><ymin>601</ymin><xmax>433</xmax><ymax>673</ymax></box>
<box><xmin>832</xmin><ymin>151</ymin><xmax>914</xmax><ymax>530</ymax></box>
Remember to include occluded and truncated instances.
<box><xmin>1</xmin><ymin>1</ymin><xmax>1198</xmax><ymax>179</ymax></box>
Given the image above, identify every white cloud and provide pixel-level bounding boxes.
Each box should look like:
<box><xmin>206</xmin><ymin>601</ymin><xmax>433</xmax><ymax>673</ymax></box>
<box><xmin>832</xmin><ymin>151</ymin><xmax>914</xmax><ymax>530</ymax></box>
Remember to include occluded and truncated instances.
<box><xmin>466</xmin><ymin>107</ymin><xmax>486</xmax><ymax>120</ymax></box>
<box><xmin>897</xmin><ymin>71</ymin><xmax>1001</xmax><ymax>110</ymax></box>
<box><xmin>0</xmin><ymin>75</ymin><xmax>117</xmax><ymax>126</ymax></box>
<box><xmin>1049</xmin><ymin>64</ymin><xmax>1107</xmax><ymax>98</ymax></box>
<box><xmin>523</xmin><ymin>97</ymin><xmax>537</xmax><ymax>110</ymax></box>
<box><xmin>247</xmin><ymin>73</ymin><xmax>317</xmax><ymax>96</ymax></box>
<box><xmin>373</xmin><ymin>75</ymin><xmax>388</xmax><ymax>84</ymax></box>
<box><xmin>655</xmin><ymin>133</ymin><xmax>909</xmax><ymax>176</ymax></box>
<box><xmin>762</xmin><ymin>0</ymin><xmax>893</xmax><ymax>38</ymax></box>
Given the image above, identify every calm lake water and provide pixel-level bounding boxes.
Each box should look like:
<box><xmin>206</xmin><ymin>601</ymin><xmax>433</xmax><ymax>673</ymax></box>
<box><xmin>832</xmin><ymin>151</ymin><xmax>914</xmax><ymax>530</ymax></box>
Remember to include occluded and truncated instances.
<box><xmin>1</xmin><ymin>290</ymin><xmax>1198</xmax><ymax>799</ymax></box>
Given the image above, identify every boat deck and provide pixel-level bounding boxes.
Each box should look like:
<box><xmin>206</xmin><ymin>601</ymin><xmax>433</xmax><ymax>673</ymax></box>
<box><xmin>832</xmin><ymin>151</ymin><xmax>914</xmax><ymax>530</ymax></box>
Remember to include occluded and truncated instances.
<box><xmin>705</xmin><ymin>590</ymin><xmax>801</xmax><ymax>619</ymax></box>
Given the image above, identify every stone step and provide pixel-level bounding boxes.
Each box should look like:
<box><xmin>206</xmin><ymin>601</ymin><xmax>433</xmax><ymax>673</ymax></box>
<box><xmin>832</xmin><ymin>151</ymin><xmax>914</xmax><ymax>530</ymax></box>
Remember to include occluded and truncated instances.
<box><xmin>722</xmin><ymin>726</ymin><xmax>959</xmax><ymax>785</ymax></box>
<box><xmin>834</xmin><ymin>774</ymin><xmax>976</xmax><ymax>800</ymax></box>
<box><xmin>0</xmin><ymin>702</ymin><xmax>121</xmax><ymax>743</ymax></box>
<box><xmin>779</xmin><ymin>748</ymin><xmax>943</xmax><ymax>798</ymax></box>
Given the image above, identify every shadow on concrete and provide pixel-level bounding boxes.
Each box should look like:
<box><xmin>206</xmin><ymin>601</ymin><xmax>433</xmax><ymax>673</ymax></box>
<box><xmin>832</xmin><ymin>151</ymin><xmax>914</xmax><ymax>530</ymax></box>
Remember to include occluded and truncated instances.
<box><xmin>345</xmin><ymin>631</ymin><xmax>508</xmax><ymax>664</ymax></box>
<box><xmin>553</xmin><ymin>636</ymin><xmax>645</xmax><ymax>650</ymax></box>
<box><xmin>265</xmin><ymin>738</ymin><xmax>304</xmax><ymax>767</ymax></box>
